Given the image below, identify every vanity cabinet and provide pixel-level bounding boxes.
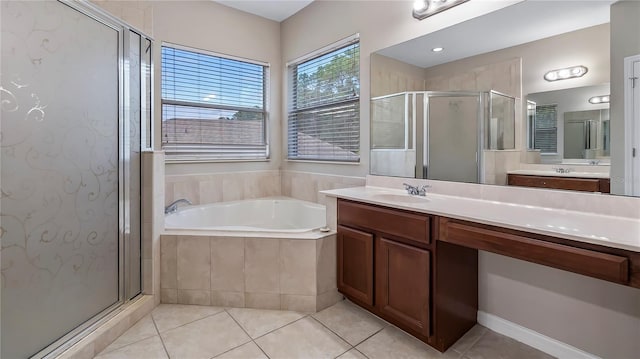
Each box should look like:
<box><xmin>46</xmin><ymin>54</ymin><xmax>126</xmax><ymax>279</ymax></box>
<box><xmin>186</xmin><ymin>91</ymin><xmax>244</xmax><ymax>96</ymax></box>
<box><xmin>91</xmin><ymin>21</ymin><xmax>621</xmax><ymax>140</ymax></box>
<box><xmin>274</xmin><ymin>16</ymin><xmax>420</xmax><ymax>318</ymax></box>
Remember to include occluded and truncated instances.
<box><xmin>337</xmin><ymin>226</ymin><xmax>374</xmax><ymax>305</ymax></box>
<box><xmin>507</xmin><ymin>173</ymin><xmax>610</xmax><ymax>193</ymax></box>
<box><xmin>376</xmin><ymin>237</ymin><xmax>430</xmax><ymax>336</ymax></box>
<box><xmin>337</xmin><ymin>199</ymin><xmax>478</xmax><ymax>352</ymax></box>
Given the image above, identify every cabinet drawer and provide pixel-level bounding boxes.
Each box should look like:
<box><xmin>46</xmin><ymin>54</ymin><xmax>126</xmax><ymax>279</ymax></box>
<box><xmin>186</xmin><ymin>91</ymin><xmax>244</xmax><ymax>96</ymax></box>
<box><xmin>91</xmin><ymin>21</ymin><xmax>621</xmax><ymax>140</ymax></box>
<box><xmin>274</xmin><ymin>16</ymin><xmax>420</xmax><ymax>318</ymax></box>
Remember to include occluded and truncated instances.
<box><xmin>441</xmin><ymin>220</ymin><xmax>629</xmax><ymax>284</ymax></box>
<box><xmin>338</xmin><ymin>200</ymin><xmax>430</xmax><ymax>245</ymax></box>
<box><xmin>508</xmin><ymin>174</ymin><xmax>601</xmax><ymax>192</ymax></box>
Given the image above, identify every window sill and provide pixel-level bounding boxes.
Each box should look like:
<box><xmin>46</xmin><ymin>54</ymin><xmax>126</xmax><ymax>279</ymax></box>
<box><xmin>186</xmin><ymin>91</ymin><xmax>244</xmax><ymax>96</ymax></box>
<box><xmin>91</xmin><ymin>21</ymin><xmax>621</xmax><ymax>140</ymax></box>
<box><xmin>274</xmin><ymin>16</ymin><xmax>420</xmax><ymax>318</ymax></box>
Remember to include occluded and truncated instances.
<box><xmin>165</xmin><ymin>156</ymin><xmax>270</xmax><ymax>164</ymax></box>
<box><xmin>286</xmin><ymin>159</ymin><xmax>360</xmax><ymax>165</ymax></box>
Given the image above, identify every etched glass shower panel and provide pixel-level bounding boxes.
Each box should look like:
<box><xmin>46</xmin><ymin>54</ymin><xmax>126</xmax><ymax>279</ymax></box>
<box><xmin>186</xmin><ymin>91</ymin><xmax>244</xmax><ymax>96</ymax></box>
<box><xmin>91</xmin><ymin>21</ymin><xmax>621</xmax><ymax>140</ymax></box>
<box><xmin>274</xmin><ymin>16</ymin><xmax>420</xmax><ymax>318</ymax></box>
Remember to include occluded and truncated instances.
<box><xmin>1</xmin><ymin>2</ymin><xmax>120</xmax><ymax>357</ymax></box>
<box><xmin>427</xmin><ymin>95</ymin><xmax>479</xmax><ymax>183</ymax></box>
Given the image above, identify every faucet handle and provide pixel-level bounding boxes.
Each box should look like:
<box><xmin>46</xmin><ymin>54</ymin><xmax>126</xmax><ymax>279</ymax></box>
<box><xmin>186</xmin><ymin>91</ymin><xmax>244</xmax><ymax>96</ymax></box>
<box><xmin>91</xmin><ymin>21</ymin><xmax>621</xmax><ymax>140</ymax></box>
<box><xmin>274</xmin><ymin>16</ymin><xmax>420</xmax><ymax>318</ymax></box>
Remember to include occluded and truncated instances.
<box><xmin>417</xmin><ymin>185</ymin><xmax>431</xmax><ymax>196</ymax></box>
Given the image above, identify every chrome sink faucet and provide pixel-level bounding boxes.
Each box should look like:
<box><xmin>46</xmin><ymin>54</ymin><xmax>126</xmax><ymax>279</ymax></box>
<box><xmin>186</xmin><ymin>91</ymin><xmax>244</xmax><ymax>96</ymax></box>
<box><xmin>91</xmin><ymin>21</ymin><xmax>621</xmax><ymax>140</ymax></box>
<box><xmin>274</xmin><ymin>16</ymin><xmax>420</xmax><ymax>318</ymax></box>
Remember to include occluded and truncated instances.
<box><xmin>165</xmin><ymin>198</ymin><xmax>192</xmax><ymax>214</ymax></box>
<box><xmin>552</xmin><ymin>167</ymin><xmax>572</xmax><ymax>174</ymax></box>
<box><xmin>403</xmin><ymin>183</ymin><xmax>430</xmax><ymax>196</ymax></box>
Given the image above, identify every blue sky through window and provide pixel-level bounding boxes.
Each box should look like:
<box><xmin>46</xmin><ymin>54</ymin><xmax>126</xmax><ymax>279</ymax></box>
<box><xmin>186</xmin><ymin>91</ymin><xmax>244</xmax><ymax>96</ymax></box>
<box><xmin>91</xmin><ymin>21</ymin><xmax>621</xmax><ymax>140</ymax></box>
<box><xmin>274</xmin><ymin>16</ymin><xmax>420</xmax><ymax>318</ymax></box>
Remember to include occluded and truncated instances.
<box><xmin>161</xmin><ymin>46</ymin><xmax>265</xmax><ymax>121</ymax></box>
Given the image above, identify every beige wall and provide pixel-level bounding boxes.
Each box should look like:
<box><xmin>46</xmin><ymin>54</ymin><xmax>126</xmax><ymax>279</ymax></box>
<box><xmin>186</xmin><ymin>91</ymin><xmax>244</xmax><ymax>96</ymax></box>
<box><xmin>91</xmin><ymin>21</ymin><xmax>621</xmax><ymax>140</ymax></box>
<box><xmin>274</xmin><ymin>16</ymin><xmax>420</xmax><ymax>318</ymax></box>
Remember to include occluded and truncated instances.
<box><xmin>370</xmin><ymin>53</ymin><xmax>426</xmax><ymax>98</ymax></box>
<box><xmin>610</xmin><ymin>0</ymin><xmax>640</xmax><ymax>194</ymax></box>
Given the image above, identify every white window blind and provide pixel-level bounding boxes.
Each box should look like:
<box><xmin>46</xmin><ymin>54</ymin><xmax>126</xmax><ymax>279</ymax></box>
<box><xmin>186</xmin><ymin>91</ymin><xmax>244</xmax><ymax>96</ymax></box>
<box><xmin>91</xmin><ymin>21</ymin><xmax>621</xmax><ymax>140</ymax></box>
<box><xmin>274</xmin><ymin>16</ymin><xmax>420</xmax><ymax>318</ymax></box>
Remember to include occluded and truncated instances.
<box><xmin>534</xmin><ymin>104</ymin><xmax>558</xmax><ymax>153</ymax></box>
<box><xmin>161</xmin><ymin>45</ymin><xmax>268</xmax><ymax>160</ymax></box>
<box><xmin>287</xmin><ymin>39</ymin><xmax>360</xmax><ymax>162</ymax></box>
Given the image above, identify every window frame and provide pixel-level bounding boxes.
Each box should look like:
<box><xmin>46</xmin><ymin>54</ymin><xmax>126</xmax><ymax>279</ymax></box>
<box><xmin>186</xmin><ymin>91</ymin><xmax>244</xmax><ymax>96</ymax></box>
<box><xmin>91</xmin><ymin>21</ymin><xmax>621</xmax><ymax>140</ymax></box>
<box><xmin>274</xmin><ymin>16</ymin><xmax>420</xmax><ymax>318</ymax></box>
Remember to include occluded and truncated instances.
<box><xmin>161</xmin><ymin>42</ymin><xmax>270</xmax><ymax>162</ymax></box>
<box><xmin>286</xmin><ymin>34</ymin><xmax>361</xmax><ymax>163</ymax></box>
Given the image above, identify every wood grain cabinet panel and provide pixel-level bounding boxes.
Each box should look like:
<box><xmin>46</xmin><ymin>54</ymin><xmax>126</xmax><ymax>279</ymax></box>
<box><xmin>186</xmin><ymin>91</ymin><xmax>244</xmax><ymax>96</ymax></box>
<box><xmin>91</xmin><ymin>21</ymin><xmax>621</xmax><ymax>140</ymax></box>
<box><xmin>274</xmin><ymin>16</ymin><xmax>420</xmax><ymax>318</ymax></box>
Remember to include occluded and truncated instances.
<box><xmin>507</xmin><ymin>174</ymin><xmax>610</xmax><ymax>193</ymax></box>
<box><xmin>441</xmin><ymin>220</ymin><xmax>629</xmax><ymax>285</ymax></box>
<box><xmin>337</xmin><ymin>225</ymin><xmax>374</xmax><ymax>305</ymax></box>
<box><xmin>338</xmin><ymin>200</ymin><xmax>430</xmax><ymax>246</ymax></box>
<box><xmin>376</xmin><ymin>237</ymin><xmax>431</xmax><ymax>337</ymax></box>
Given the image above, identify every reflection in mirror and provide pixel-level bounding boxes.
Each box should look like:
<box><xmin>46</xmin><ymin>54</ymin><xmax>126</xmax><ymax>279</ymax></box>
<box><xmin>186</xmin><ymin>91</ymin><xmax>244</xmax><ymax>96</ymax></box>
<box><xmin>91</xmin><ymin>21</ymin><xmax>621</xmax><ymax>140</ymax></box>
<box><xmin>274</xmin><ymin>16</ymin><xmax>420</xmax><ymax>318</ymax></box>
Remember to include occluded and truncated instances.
<box><xmin>370</xmin><ymin>0</ymin><xmax>640</xmax><ymax>196</ymax></box>
<box><xmin>527</xmin><ymin>84</ymin><xmax>610</xmax><ymax>164</ymax></box>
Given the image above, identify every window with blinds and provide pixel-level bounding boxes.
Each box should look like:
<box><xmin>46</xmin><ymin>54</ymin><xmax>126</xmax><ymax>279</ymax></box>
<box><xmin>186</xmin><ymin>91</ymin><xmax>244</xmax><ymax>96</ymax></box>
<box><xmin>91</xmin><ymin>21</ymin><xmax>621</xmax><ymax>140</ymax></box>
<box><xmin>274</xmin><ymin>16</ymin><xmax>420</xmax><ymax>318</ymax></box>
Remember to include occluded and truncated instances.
<box><xmin>533</xmin><ymin>104</ymin><xmax>558</xmax><ymax>153</ymax></box>
<box><xmin>161</xmin><ymin>44</ymin><xmax>268</xmax><ymax>160</ymax></box>
<box><xmin>287</xmin><ymin>38</ymin><xmax>360</xmax><ymax>162</ymax></box>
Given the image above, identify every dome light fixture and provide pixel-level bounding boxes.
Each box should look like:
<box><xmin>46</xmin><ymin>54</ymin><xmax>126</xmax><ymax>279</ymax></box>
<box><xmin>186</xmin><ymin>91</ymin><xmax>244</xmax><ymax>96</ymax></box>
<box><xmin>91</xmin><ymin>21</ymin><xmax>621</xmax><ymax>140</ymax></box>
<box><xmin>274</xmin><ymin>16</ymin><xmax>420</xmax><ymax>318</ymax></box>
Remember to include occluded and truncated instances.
<box><xmin>544</xmin><ymin>65</ymin><xmax>588</xmax><ymax>82</ymax></box>
<box><xmin>413</xmin><ymin>0</ymin><xmax>469</xmax><ymax>20</ymax></box>
<box><xmin>432</xmin><ymin>47</ymin><xmax>444</xmax><ymax>52</ymax></box>
<box><xmin>588</xmin><ymin>95</ymin><xmax>610</xmax><ymax>104</ymax></box>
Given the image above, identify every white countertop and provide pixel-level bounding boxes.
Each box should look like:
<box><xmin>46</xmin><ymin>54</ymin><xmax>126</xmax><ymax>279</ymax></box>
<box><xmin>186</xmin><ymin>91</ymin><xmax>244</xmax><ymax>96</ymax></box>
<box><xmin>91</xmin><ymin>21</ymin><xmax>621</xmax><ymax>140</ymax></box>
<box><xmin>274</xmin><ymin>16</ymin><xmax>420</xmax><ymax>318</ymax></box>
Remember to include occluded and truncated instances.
<box><xmin>322</xmin><ymin>186</ymin><xmax>640</xmax><ymax>252</ymax></box>
<box><xmin>507</xmin><ymin>170</ymin><xmax>609</xmax><ymax>179</ymax></box>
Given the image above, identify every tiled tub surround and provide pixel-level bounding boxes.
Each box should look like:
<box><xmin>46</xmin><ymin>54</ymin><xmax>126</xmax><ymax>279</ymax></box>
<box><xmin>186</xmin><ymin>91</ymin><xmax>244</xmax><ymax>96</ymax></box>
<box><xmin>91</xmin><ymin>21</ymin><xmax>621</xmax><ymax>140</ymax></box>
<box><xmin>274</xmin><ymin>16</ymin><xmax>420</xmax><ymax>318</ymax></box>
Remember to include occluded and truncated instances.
<box><xmin>165</xmin><ymin>170</ymin><xmax>366</xmax><ymax>206</ymax></box>
<box><xmin>160</xmin><ymin>233</ymin><xmax>341</xmax><ymax>312</ymax></box>
<box><xmin>165</xmin><ymin>170</ymin><xmax>281</xmax><ymax>206</ymax></box>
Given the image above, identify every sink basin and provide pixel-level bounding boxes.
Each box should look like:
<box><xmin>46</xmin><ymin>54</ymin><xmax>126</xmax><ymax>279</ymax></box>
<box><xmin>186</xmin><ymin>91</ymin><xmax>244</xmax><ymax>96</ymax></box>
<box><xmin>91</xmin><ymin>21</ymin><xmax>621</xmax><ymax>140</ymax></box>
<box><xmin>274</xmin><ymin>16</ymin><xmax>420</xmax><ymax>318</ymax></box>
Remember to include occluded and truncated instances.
<box><xmin>371</xmin><ymin>193</ymin><xmax>430</xmax><ymax>203</ymax></box>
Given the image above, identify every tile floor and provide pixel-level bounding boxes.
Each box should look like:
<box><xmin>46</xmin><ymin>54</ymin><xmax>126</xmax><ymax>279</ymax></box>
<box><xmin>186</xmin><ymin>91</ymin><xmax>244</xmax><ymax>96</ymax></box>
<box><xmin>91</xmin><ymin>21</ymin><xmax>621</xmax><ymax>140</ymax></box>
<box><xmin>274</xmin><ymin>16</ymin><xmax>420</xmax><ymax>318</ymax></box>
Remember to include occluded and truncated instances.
<box><xmin>95</xmin><ymin>299</ymin><xmax>554</xmax><ymax>359</ymax></box>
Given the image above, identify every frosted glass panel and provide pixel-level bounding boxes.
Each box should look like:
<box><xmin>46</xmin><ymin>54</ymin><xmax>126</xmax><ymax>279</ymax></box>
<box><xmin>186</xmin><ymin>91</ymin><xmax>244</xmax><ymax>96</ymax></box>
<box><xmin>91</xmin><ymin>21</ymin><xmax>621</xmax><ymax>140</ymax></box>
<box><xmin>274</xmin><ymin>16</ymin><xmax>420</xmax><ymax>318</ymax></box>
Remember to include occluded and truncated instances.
<box><xmin>371</xmin><ymin>94</ymin><xmax>409</xmax><ymax>149</ymax></box>
<box><xmin>427</xmin><ymin>96</ymin><xmax>479</xmax><ymax>183</ymax></box>
<box><xmin>1</xmin><ymin>1</ymin><xmax>120</xmax><ymax>357</ymax></box>
<box><xmin>487</xmin><ymin>92</ymin><xmax>515</xmax><ymax>150</ymax></box>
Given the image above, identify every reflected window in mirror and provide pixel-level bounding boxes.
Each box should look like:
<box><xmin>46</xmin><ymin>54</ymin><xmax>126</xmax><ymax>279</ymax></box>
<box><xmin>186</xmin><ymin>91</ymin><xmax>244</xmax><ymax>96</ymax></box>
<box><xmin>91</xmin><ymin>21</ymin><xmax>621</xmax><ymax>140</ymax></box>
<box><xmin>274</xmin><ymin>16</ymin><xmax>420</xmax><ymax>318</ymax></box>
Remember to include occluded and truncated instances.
<box><xmin>532</xmin><ymin>105</ymin><xmax>558</xmax><ymax>154</ymax></box>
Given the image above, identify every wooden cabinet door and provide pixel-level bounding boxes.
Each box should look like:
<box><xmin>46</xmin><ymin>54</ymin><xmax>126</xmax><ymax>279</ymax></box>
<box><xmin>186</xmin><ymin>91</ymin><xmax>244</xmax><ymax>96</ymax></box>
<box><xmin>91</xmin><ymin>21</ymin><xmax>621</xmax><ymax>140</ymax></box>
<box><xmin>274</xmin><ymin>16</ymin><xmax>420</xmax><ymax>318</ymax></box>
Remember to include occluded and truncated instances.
<box><xmin>337</xmin><ymin>225</ymin><xmax>374</xmax><ymax>306</ymax></box>
<box><xmin>377</xmin><ymin>237</ymin><xmax>430</xmax><ymax>336</ymax></box>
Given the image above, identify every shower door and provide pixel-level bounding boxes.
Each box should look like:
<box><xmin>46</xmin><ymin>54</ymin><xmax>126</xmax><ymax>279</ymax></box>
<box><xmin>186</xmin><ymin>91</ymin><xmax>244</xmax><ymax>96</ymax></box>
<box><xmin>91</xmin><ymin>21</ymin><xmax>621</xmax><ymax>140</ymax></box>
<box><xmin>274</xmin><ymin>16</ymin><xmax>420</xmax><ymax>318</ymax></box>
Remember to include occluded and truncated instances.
<box><xmin>424</xmin><ymin>93</ymin><xmax>482</xmax><ymax>183</ymax></box>
<box><xmin>1</xmin><ymin>1</ymin><xmax>148</xmax><ymax>357</ymax></box>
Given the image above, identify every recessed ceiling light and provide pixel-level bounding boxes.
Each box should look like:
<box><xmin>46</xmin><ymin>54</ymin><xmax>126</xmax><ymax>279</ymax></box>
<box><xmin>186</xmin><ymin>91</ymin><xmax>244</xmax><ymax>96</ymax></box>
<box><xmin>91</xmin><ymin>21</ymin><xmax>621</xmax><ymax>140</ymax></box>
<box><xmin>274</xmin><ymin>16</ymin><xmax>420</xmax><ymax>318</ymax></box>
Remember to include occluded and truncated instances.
<box><xmin>544</xmin><ymin>65</ymin><xmax>588</xmax><ymax>82</ymax></box>
<box><xmin>432</xmin><ymin>47</ymin><xmax>444</xmax><ymax>52</ymax></box>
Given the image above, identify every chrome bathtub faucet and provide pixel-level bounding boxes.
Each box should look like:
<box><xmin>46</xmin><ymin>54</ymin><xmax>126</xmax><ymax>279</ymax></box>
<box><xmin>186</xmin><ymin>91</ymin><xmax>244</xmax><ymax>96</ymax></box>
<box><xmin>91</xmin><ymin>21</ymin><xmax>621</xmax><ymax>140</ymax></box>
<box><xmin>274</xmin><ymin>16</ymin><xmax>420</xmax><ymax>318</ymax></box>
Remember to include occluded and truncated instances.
<box><xmin>403</xmin><ymin>183</ymin><xmax>430</xmax><ymax>196</ymax></box>
<box><xmin>165</xmin><ymin>198</ymin><xmax>192</xmax><ymax>214</ymax></box>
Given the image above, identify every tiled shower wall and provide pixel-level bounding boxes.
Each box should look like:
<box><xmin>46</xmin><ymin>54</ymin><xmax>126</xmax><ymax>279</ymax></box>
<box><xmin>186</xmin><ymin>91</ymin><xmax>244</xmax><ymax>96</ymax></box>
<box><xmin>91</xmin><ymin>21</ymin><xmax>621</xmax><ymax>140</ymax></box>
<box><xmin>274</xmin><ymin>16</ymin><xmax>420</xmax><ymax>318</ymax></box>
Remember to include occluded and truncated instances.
<box><xmin>165</xmin><ymin>170</ymin><xmax>366</xmax><ymax>206</ymax></box>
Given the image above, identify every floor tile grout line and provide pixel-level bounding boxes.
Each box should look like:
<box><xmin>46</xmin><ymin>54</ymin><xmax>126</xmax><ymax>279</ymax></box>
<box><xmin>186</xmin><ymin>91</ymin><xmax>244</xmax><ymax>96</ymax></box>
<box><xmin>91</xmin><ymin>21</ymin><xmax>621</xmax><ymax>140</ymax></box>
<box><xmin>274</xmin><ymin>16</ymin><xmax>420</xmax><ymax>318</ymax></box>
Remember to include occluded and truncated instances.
<box><xmin>248</xmin><ymin>312</ymin><xmax>311</xmax><ymax>342</ymax></box>
<box><xmin>153</xmin><ymin>305</ymin><xmax>226</xmax><ymax>334</ymax></box>
<box><xmin>222</xmin><ymin>308</ymin><xmax>271</xmax><ymax>359</ymax></box>
<box><xmin>349</xmin><ymin>324</ymin><xmax>387</xmax><ymax>349</ymax></box>
<box><xmin>98</xmin><ymin>333</ymin><xmax>158</xmax><ymax>355</ymax></box>
<box><xmin>308</xmin><ymin>315</ymin><xmax>354</xmax><ymax>349</ymax></box>
<box><xmin>97</xmin><ymin>315</ymin><xmax>162</xmax><ymax>356</ymax></box>
<box><xmin>354</xmin><ymin>347</ymin><xmax>370</xmax><ymax>358</ymax></box>
<box><xmin>151</xmin><ymin>314</ymin><xmax>172</xmax><ymax>359</ymax></box>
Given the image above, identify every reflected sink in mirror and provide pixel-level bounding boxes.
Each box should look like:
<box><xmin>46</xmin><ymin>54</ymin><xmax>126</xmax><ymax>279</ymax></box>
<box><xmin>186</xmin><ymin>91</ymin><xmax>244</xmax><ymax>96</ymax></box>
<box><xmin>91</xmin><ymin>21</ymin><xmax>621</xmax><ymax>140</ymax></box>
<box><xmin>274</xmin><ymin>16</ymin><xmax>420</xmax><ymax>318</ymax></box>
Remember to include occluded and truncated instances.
<box><xmin>371</xmin><ymin>193</ymin><xmax>431</xmax><ymax>203</ymax></box>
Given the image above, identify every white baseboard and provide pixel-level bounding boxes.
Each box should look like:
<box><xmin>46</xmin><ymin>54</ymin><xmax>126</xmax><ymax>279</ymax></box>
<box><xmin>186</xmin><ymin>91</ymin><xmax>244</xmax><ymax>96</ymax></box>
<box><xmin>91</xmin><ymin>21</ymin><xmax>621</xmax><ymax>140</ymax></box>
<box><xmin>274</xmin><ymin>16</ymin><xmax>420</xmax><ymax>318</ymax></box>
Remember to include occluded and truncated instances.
<box><xmin>477</xmin><ymin>311</ymin><xmax>600</xmax><ymax>359</ymax></box>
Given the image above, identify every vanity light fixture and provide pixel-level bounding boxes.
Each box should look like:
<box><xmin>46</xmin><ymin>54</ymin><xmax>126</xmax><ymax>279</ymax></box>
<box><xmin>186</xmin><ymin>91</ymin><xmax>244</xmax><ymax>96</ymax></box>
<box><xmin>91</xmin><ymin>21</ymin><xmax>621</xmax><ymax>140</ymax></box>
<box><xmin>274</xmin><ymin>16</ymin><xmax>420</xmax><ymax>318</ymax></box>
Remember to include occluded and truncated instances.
<box><xmin>413</xmin><ymin>0</ymin><xmax>469</xmax><ymax>20</ymax></box>
<box><xmin>432</xmin><ymin>47</ymin><xmax>444</xmax><ymax>52</ymax></box>
<box><xmin>588</xmin><ymin>95</ymin><xmax>610</xmax><ymax>104</ymax></box>
<box><xmin>543</xmin><ymin>65</ymin><xmax>588</xmax><ymax>82</ymax></box>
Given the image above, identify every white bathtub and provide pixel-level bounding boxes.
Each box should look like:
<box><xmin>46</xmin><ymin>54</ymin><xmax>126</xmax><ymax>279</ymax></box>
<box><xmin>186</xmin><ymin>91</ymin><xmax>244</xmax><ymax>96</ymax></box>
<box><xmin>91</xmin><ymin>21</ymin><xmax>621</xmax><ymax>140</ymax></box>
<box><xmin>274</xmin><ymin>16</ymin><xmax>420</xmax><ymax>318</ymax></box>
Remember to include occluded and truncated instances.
<box><xmin>164</xmin><ymin>197</ymin><xmax>326</xmax><ymax>233</ymax></box>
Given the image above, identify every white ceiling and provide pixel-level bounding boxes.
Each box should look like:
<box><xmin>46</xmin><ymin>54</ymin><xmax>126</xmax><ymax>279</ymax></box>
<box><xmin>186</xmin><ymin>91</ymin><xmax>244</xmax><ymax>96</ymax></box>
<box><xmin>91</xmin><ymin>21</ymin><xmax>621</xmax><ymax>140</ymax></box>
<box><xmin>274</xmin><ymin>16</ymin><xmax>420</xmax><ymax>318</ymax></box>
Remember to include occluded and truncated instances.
<box><xmin>213</xmin><ymin>0</ymin><xmax>314</xmax><ymax>22</ymax></box>
<box><xmin>377</xmin><ymin>1</ymin><xmax>614</xmax><ymax>69</ymax></box>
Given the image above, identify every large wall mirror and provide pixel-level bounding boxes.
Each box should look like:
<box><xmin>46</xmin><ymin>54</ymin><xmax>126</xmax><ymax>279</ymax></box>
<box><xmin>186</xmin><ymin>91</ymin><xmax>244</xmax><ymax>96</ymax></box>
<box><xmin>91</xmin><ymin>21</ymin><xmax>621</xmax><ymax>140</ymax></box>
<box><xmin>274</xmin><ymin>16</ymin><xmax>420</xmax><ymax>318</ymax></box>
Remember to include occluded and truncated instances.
<box><xmin>370</xmin><ymin>0</ymin><xmax>640</xmax><ymax>197</ymax></box>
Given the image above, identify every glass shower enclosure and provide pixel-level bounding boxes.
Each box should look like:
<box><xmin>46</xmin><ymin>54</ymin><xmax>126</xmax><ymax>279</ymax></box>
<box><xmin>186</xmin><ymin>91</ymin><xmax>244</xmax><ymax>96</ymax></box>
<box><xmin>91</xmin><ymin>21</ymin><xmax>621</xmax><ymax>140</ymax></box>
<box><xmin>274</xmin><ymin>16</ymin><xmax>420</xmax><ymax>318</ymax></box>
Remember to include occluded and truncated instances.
<box><xmin>371</xmin><ymin>90</ymin><xmax>515</xmax><ymax>183</ymax></box>
<box><xmin>1</xmin><ymin>1</ymin><xmax>153</xmax><ymax>357</ymax></box>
